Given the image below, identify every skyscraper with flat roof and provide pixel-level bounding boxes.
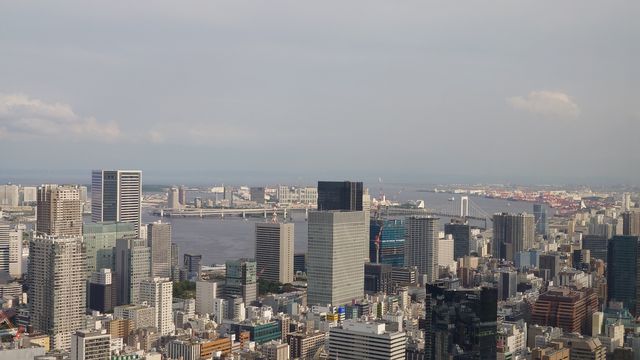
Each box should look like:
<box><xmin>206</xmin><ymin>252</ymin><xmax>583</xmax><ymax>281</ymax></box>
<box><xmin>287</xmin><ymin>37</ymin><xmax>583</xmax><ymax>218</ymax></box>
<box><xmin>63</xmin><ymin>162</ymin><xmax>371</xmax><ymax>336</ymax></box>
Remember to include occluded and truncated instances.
<box><xmin>225</xmin><ymin>259</ymin><xmax>258</xmax><ymax>305</ymax></box>
<box><xmin>405</xmin><ymin>216</ymin><xmax>439</xmax><ymax>284</ymax></box>
<box><xmin>370</xmin><ymin>218</ymin><xmax>405</xmax><ymax>266</ymax></box>
<box><xmin>317</xmin><ymin>181</ymin><xmax>363</xmax><ymax>211</ymax></box>
<box><xmin>622</xmin><ymin>211</ymin><xmax>640</xmax><ymax>236</ymax></box>
<box><xmin>444</xmin><ymin>221</ymin><xmax>471</xmax><ymax>260</ymax></box>
<box><xmin>36</xmin><ymin>184</ymin><xmax>82</xmax><ymax>237</ymax></box>
<box><xmin>492</xmin><ymin>212</ymin><xmax>535</xmax><ymax>262</ymax></box>
<box><xmin>148</xmin><ymin>221</ymin><xmax>172</xmax><ymax>278</ymax></box>
<box><xmin>29</xmin><ymin>235</ymin><xmax>86</xmax><ymax>351</ymax></box>
<box><xmin>607</xmin><ymin>235</ymin><xmax>640</xmax><ymax>316</ymax></box>
<box><xmin>140</xmin><ymin>277</ymin><xmax>174</xmax><ymax>336</ymax></box>
<box><xmin>307</xmin><ymin>211</ymin><xmax>365</xmax><ymax>306</ymax></box>
<box><xmin>533</xmin><ymin>204</ymin><xmax>548</xmax><ymax>237</ymax></box>
<box><xmin>83</xmin><ymin>221</ymin><xmax>136</xmax><ymax>275</ymax></box>
<box><xmin>114</xmin><ymin>238</ymin><xmax>151</xmax><ymax>305</ymax></box>
<box><xmin>255</xmin><ymin>222</ymin><xmax>294</xmax><ymax>284</ymax></box>
<box><xmin>91</xmin><ymin>169</ymin><xmax>142</xmax><ymax>236</ymax></box>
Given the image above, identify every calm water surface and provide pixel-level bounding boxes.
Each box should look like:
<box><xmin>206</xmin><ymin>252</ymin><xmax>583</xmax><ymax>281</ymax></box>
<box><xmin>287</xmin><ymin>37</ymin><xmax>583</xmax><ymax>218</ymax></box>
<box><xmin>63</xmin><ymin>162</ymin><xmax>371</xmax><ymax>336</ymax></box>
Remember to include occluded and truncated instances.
<box><xmin>144</xmin><ymin>185</ymin><xmax>546</xmax><ymax>266</ymax></box>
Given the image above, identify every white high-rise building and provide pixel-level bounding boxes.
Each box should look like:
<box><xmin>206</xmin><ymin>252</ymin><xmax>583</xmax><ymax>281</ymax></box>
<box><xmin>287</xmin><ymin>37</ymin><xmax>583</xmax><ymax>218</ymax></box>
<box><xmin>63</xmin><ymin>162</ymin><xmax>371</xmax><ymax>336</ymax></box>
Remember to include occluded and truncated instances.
<box><xmin>20</xmin><ymin>186</ymin><xmax>37</xmax><ymax>204</ymax></box>
<box><xmin>255</xmin><ymin>222</ymin><xmax>294</xmax><ymax>284</ymax></box>
<box><xmin>328</xmin><ymin>320</ymin><xmax>406</xmax><ymax>360</ymax></box>
<box><xmin>8</xmin><ymin>227</ymin><xmax>22</xmax><ymax>278</ymax></box>
<box><xmin>438</xmin><ymin>235</ymin><xmax>454</xmax><ymax>267</ymax></box>
<box><xmin>307</xmin><ymin>211</ymin><xmax>365</xmax><ymax>306</ymax></box>
<box><xmin>28</xmin><ymin>235</ymin><xmax>86</xmax><ymax>351</ymax></box>
<box><xmin>195</xmin><ymin>280</ymin><xmax>221</xmax><ymax>315</ymax></box>
<box><xmin>0</xmin><ymin>185</ymin><xmax>19</xmax><ymax>206</ymax></box>
<box><xmin>70</xmin><ymin>330</ymin><xmax>111</xmax><ymax>360</ymax></box>
<box><xmin>140</xmin><ymin>277</ymin><xmax>174</xmax><ymax>336</ymax></box>
<box><xmin>91</xmin><ymin>170</ymin><xmax>142</xmax><ymax>236</ymax></box>
<box><xmin>168</xmin><ymin>187</ymin><xmax>180</xmax><ymax>209</ymax></box>
<box><xmin>405</xmin><ymin>216</ymin><xmax>440</xmax><ymax>284</ymax></box>
<box><xmin>147</xmin><ymin>221</ymin><xmax>172</xmax><ymax>278</ymax></box>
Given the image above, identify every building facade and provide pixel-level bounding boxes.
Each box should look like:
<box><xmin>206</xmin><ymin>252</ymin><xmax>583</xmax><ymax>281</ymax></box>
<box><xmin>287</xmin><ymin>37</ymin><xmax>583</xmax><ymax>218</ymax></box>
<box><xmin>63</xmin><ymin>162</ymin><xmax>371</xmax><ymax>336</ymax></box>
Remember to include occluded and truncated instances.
<box><xmin>91</xmin><ymin>169</ymin><xmax>142</xmax><ymax>236</ymax></box>
<box><xmin>255</xmin><ymin>222</ymin><xmax>294</xmax><ymax>284</ymax></box>
<box><xmin>36</xmin><ymin>184</ymin><xmax>82</xmax><ymax>237</ymax></box>
<box><xmin>405</xmin><ymin>216</ymin><xmax>439</xmax><ymax>284</ymax></box>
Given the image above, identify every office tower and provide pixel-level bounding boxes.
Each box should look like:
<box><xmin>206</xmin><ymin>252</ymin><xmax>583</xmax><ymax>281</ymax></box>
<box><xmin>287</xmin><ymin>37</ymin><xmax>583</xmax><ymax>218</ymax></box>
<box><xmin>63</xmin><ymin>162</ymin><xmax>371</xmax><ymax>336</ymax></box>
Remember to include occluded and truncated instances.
<box><xmin>168</xmin><ymin>186</ymin><xmax>180</xmax><ymax>209</ymax></box>
<box><xmin>391</xmin><ymin>266</ymin><xmax>418</xmax><ymax>287</ymax></box>
<box><xmin>582</xmin><ymin>235</ymin><xmax>608</xmax><ymax>261</ymax></box>
<box><xmin>29</xmin><ymin>235</ymin><xmax>86</xmax><ymax>351</ymax></box>
<box><xmin>328</xmin><ymin>320</ymin><xmax>406</xmax><ymax>360</ymax></box>
<box><xmin>293</xmin><ymin>253</ymin><xmax>306</xmax><ymax>274</ymax></box>
<box><xmin>140</xmin><ymin>277</ymin><xmax>174</xmax><ymax>335</ymax></box>
<box><xmin>370</xmin><ymin>219</ymin><xmax>405</xmax><ymax>266</ymax></box>
<box><xmin>0</xmin><ymin>184</ymin><xmax>19</xmax><ymax>206</ymax></box>
<box><xmin>0</xmin><ymin>224</ymin><xmax>8</xmax><ymax>275</ymax></box>
<box><xmin>622</xmin><ymin>211</ymin><xmax>640</xmax><ymax>236</ymax></box>
<box><xmin>444</xmin><ymin>221</ymin><xmax>471</xmax><ymax>260</ymax></box>
<box><xmin>8</xmin><ymin>227</ymin><xmax>22</xmax><ymax>278</ymax></box>
<box><xmin>196</xmin><ymin>280</ymin><xmax>221</xmax><ymax>315</ymax></box>
<box><xmin>250</xmin><ymin>187</ymin><xmax>266</xmax><ymax>204</ymax></box>
<box><xmin>622</xmin><ymin>193</ymin><xmax>632</xmax><ymax>212</ymax></box>
<box><xmin>364</xmin><ymin>263</ymin><xmax>392</xmax><ymax>294</ymax></box>
<box><xmin>539</xmin><ymin>253</ymin><xmax>562</xmax><ymax>282</ymax></box>
<box><xmin>255</xmin><ymin>222</ymin><xmax>294</xmax><ymax>284</ymax></box>
<box><xmin>36</xmin><ymin>184</ymin><xmax>82</xmax><ymax>237</ymax></box>
<box><xmin>88</xmin><ymin>268</ymin><xmax>114</xmax><ymax>313</ymax></box>
<box><xmin>425</xmin><ymin>284</ymin><xmax>497</xmax><ymax>360</ymax></box>
<box><xmin>147</xmin><ymin>221</ymin><xmax>172</xmax><ymax>278</ymax></box>
<box><xmin>91</xmin><ymin>169</ymin><xmax>142</xmax><ymax>236</ymax></box>
<box><xmin>405</xmin><ymin>216</ymin><xmax>439</xmax><ymax>284</ymax></box>
<box><xmin>225</xmin><ymin>259</ymin><xmax>258</xmax><ymax>305</ymax></box>
<box><xmin>438</xmin><ymin>235</ymin><xmax>454</xmax><ymax>267</ymax></box>
<box><xmin>261</xmin><ymin>341</ymin><xmax>290</xmax><ymax>360</ymax></box>
<box><xmin>184</xmin><ymin>253</ymin><xmax>203</xmax><ymax>280</ymax></box>
<box><xmin>317</xmin><ymin>181</ymin><xmax>363</xmax><ymax>211</ymax></box>
<box><xmin>178</xmin><ymin>185</ymin><xmax>187</xmax><ymax>205</ymax></box>
<box><xmin>492</xmin><ymin>212</ymin><xmax>535</xmax><ymax>262</ymax></box>
<box><xmin>83</xmin><ymin>222</ymin><xmax>136</xmax><ymax>275</ymax></box>
<box><xmin>70</xmin><ymin>330</ymin><xmax>110</xmax><ymax>360</ymax></box>
<box><xmin>607</xmin><ymin>236</ymin><xmax>640</xmax><ymax>316</ymax></box>
<box><xmin>533</xmin><ymin>204</ymin><xmax>548</xmax><ymax>237</ymax></box>
<box><xmin>114</xmin><ymin>238</ymin><xmax>151</xmax><ymax>305</ymax></box>
<box><xmin>515</xmin><ymin>250</ymin><xmax>540</xmax><ymax>270</ymax></box>
<box><xmin>497</xmin><ymin>269</ymin><xmax>517</xmax><ymax>301</ymax></box>
<box><xmin>557</xmin><ymin>334</ymin><xmax>606</xmax><ymax>359</ymax></box>
<box><xmin>531</xmin><ymin>287</ymin><xmax>598</xmax><ymax>334</ymax></box>
<box><xmin>307</xmin><ymin>211</ymin><xmax>365</xmax><ymax>306</ymax></box>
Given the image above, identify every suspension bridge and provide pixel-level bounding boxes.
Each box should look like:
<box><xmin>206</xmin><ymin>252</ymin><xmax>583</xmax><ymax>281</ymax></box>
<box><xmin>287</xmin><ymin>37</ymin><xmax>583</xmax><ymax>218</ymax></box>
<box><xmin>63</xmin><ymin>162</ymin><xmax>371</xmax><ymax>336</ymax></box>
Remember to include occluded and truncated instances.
<box><xmin>381</xmin><ymin>196</ymin><xmax>493</xmax><ymax>229</ymax></box>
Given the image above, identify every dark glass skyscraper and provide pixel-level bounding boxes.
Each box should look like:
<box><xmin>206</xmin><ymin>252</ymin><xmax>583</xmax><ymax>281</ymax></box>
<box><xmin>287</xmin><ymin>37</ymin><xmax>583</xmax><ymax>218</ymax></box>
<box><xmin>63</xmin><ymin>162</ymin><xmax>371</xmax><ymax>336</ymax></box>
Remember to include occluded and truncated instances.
<box><xmin>370</xmin><ymin>218</ymin><xmax>405</xmax><ymax>266</ymax></box>
<box><xmin>533</xmin><ymin>204</ymin><xmax>548</xmax><ymax>237</ymax></box>
<box><xmin>424</xmin><ymin>283</ymin><xmax>497</xmax><ymax>360</ymax></box>
<box><xmin>444</xmin><ymin>221</ymin><xmax>471</xmax><ymax>260</ymax></box>
<box><xmin>607</xmin><ymin>235</ymin><xmax>640</xmax><ymax>316</ymax></box>
<box><xmin>317</xmin><ymin>181</ymin><xmax>363</xmax><ymax>211</ymax></box>
<box><xmin>582</xmin><ymin>235</ymin><xmax>608</xmax><ymax>261</ymax></box>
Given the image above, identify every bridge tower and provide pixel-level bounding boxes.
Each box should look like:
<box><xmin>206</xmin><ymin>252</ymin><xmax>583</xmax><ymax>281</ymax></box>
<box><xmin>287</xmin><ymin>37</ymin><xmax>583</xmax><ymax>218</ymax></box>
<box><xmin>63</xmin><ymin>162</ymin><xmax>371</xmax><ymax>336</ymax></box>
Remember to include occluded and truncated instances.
<box><xmin>460</xmin><ymin>196</ymin><xmax>469</xmax><ymax>217</ymax></box>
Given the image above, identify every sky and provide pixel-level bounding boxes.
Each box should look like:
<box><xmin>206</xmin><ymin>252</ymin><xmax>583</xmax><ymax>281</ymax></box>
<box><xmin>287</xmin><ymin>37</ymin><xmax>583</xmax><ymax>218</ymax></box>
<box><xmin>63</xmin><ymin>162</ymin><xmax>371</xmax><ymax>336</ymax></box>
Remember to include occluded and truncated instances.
<box><xmin>0</xmin><ymin>1</ymin><xmax>638</xmax><ymax>185</ymax></box>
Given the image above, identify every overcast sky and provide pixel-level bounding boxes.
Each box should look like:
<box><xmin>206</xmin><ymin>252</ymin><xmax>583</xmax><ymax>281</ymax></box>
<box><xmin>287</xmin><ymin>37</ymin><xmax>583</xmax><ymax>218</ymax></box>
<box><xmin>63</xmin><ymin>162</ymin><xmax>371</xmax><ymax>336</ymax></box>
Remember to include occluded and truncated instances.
<box><xmin>1</xmin><ymin>1</ymin><xmax>638</xmax><ymax>185</ymax></box>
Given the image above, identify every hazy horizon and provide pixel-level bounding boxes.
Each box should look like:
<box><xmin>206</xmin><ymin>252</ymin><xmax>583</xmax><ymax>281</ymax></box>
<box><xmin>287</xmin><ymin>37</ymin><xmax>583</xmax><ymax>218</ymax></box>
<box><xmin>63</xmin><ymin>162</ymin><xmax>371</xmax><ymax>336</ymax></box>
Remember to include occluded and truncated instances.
<box><xmin>1</xmin><ymin>1</ymin><xmax>638</xmax><ymax>184</ymax></box>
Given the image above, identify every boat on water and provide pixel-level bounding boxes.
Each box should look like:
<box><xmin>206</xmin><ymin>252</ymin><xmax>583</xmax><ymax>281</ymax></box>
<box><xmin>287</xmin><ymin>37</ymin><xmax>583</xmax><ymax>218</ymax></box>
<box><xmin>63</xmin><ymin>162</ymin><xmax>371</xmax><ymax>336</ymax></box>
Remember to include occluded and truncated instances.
<box><xmin>448</xmin><ymin>197</ymin><xmax>455</xmax><ymax>201</ymax></box>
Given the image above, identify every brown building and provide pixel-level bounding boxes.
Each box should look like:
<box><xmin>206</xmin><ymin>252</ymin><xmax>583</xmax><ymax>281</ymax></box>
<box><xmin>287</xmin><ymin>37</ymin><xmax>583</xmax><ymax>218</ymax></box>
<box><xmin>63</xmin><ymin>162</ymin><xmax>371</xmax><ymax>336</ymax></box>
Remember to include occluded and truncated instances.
<box><xmin>200</xmin><ymin>337</ymin><xmax>232</xmax><ymax>358</ymax></box>
<box><xmin>531</xmin><ymin>287</ymin><xmax>598</xmax><ymax>334</ymax></box>
<box><xmin>558</xmin><ymin>334</ymin><xmax>606</xmax><ymax>360</ymax></box>
<box><xmin>286</xmin><ymin>331</ymin><xmax>326</xmax><ymax>360</ymax></box>
<box><xmin>108</xmin><ymin>319</ymin><xmax>132</xmax><ymax>339</ymax></box>
<box><xmin>531</xmin><ymin>341</ymin><xmax>570</xmax><ymax>360</ymax></box>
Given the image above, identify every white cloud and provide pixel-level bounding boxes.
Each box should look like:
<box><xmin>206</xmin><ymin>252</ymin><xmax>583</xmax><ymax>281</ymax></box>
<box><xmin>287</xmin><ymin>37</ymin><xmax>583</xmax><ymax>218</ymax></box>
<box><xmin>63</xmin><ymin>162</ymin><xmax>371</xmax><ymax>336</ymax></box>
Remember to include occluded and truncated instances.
<box><xmin>507</xmin><ymin>91</ymin><xmax>580</xmax><ymax>119</ymax></box>
<box><xmin>0</xmin><ymin>93</ymin><xmax>121</xmax><ymax>141</ymax></box>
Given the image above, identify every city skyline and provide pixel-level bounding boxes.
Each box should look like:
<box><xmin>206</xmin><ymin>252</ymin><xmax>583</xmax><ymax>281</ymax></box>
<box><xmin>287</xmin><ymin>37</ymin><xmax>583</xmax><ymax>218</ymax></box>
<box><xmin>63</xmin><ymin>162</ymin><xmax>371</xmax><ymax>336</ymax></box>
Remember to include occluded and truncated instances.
<box><xmin>1</xmin><ymin>1</ymin><xmax>638</xmax><ymax>184</ymax></box>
